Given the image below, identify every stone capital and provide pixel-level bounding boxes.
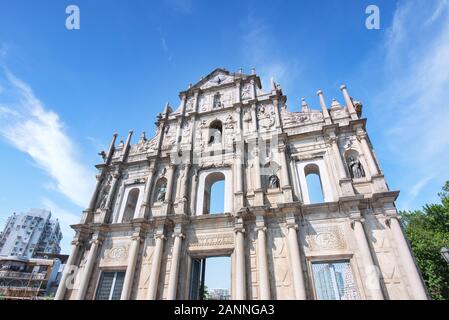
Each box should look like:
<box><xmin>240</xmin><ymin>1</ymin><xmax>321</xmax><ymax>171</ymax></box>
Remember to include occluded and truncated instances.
<box><xmin>172</xmin><ymin>232</ymin><xmax>185</xmax><ymax>239</ymax></box>
<box><xmin>71</xmin><ymin>239</ymin><xmax>84</xmax><ymax>247</ymax></box>
<box><xmin>384</xmin><ymin>214</ymin><xmax>400</xmax><ymax>227</ymax></box>
<box><xmin>154</xmin><ymin>233</ymin><xmax>166</xmax><ymax>241</ymax></box>
<box><xmin>90</xmin><ymin>237</ymin><xmax>103</xmax><ymax>246</ymax></box>
<box><xmin>286</xmin><ymin>222</ymin><xmax>298</xmax><ymax>231</ymax></box>
<box><xmin>234</xmin><ymin>226</ymin><xmax>246</xmax><ymax>234</ymax></box>
<box><xmin>350</xmin><ymin>216</ymin><xmax>365</xmax><ymax>229</ymax></box>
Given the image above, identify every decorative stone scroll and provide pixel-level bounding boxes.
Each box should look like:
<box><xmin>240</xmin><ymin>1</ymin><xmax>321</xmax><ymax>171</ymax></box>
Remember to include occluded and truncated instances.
<box><xmin>100</xmin><ymin>240</ymin><xmax>130</xmax><ymax>267</ymax></box>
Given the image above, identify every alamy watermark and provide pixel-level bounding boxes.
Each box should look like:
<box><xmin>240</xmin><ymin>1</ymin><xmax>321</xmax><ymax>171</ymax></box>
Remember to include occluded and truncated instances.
<box><xmin>365</xmin><ymin>5</ymin><xmax>380</xmax><ymax>30</ymax></box>
<box><xmin>66</xmin><ymin>5</ymin><xmax>80</xmax><ymax>30</ymax></box>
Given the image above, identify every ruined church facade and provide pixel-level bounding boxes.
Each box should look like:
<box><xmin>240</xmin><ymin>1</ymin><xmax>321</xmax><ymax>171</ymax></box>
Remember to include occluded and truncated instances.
<box><xmin>55</xmin><ymin>68</ymin><xmax>428</xmax><ymax>300</ymax></box>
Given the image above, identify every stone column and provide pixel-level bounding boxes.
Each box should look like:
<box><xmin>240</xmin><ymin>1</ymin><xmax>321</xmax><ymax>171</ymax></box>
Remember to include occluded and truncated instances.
<box><xmin>76</xmin><ymin>234</ymin><xmax>103</xmax><ymax>300</ymax></box>
<box><xmin>235</xmin><ymin>152</ymin><xmax>243</xmax><ymax>193</ymax></box>
<box><xmin>165</xmin><ymin>164</ymin><xmax>176</xmax><ymax>203</ymax></box>
<box><xmin>253</xmin><ymin>148</ymin><xmax>262</xmax><ymax>190</ymax></box>
<box><xmin>351</xmin><ymin>217</ymin><xmax>384</xmax><ymax>300</ymax></box>
<box><xmin>250</xmin><ymin>104</ymin><xmax>258</xmax><ymax>131</ymax></box>
<box><xmin>235</xmin><ymin>80</ymin><xmax>241</xmax><ymax>104</ymax></box>
<box><xmin>330</xmin><ymin>136</ymin><xmax>347</xmax><ymax>180</ymax></box>
<box><xmin>235</xmin><ymin>106</ymin><xmax>243</xmax><ymax>137</ymax></box>
<box><xmin>55</xmin><ymin>237</ymin><xmax>83</xmax><ymax>300</ymax></box>
<box><xmin>179</xmin><ymin>164</ymin><xmax>190</xmax><ymax>201</ymax></box>
<box><xmin>289</xmin><ymin>157</ymin><xmax>302</xmax><ymax>202</ymax></box>
<box><xmin>255</xmin><ymin>217</ymin><xmax>270</xmax><ymax>300</ymax></box>
<box><xmin>105</xmin><ymin>132</ymin><xmax>118</xmax><ymax>164</ymax></box>
<box><xmin>340</xmin><ymin>85</ymin><xmax>358</xmax><ymax>120</ymax></box>
<box><xmin>387</xmin><ymin>216</ymin><xmax>428</xmax><ymax>299</ymax></box>
<box><xmin>286</xmin><ymin>217</ymin><xmax>307</xmax><ymax>300</ymax></box>
<box><xmin>273</xmin><ymin>99</ymin><xmax>282</xmax><ymax>128</ymax></box>
<box><xmin>102</xmin><ymin>170</ymin><xmax>121</xmax><ymax>223</ymax></box>
<box><xmin>279</xmin><ymin>145</ymin><xmax>293</xmax><ymax>202</ymax></box>
<box><xmin>146</xmin><ymin>227</ymin><xmax>166</xmax><ymax>300</ymax></box>
<box><xmin>234</xmin><ymin>219</ymin><xmax>246</xmax><ymax>300</ymax></box>
<box><xmin>167</xmin><ymin>226</ymin><xmax>184</xmax><ymax>300</ymax></box>
<box><xmin>121</xmin><ymin>233</ymin><xmax>142</xmax><ymax>300</ymax></box>
<box><xmin>251</xmin><ymin>78</ymin><xmax>257</xmax><ymax>99</ymax></box>
<box><xmin>357</xmin><ymin>129</ymin><xmax>379</xmax><ymax>176</ymax></box>
<box><xmin>252</xmin><ymin>144</ymin><xmax>264</xmax><ymax>206</ymax></box>
<box><xmin>279</xmin><ymin>145</ymin><xmax>291</xmax><ymax>188</ymax></box>
<box><xmin>190</xmin><ymin>168</ymin><xmax>199</xmax><ymax>215</ymax></box>
<box><xmin>139</xmin><ymin>162</ymin><xmax>156</xmax><ymax>218</ymax></box>
<box><xmin>121</xmin><ymin>130</ymin><xmax>133</xmax><ymax>162</ymax></box>
<box><xmin>234</xmin><ymin>145</ymin><xmax>244</xmax><ymax>210</ymax></box>
<box><xmin>87</xmin><ymin>173</ymin><xmax>104</xmax><ymax>212</ymax></box>
<box><xmin>317</xmin><ymin>90</ymin><xmax>332</xmax><ymax>125</ymax></box>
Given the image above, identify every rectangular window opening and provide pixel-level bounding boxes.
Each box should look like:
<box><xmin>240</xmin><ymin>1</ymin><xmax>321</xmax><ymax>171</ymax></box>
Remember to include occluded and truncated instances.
<box><xmin>189</xmin><ymin>256</ymin><xmax>231</xmax><ymax>300</ymax></box>
<box><xmin>311</xmin><ymin>260</ymin><xmax>359</xmax><ymax>300</ymax></box>
<box><xmin>95</xmin><ymin>271</ymin><xmax>125</xmax><ymax>300</ymax></box>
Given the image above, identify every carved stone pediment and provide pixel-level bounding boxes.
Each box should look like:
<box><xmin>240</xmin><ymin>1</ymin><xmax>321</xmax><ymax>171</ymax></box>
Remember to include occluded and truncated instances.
<box><xmin>199</xmin><ymin>72</ymin><xmax>233</xmax><ymax>90</ymax></box>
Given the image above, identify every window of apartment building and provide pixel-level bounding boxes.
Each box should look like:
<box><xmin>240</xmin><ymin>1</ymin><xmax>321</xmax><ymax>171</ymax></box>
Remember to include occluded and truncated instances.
<box><xmin>311</xmin><ymin>261</ymin><xmax>359</xmax><ymax>300</ymax></box>
<box><xmin>95</xmin><ymin>271</ymin><xmax>125</xmax><ymax>300</ymax></box>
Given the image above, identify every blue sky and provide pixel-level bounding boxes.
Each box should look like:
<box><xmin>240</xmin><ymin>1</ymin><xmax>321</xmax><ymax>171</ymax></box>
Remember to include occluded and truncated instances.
<box><xmin>0</xmin><ymin>0</ymin><xmax>448</xmax><ymax>268</ymax></box>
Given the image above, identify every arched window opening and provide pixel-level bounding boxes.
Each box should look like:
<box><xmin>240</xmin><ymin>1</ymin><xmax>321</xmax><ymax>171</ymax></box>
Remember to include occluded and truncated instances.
<box><xmin>122</xmin><ymin>188</ymin><xmax>139</xmax><ymax>222</ymax></box>
<box><xmin>203</xmin><ymin>172</ymin><xmax>225</xmax><ymax>215</ymax></box>
<box><xmin>208</xmin><ymin>120</ymin><xmax>223</xmax><ymax>145</ymax></box>
<box><xmin>153</xmin><ymin>177</ymin><xmax>168</xmax><ymax>203</ymax></box>
<box><xmin>305</xmin><ymin>164</ymin><xmax>325</xmax><ymax>204</ymax></box>
<box><xmin>345</xmin><ymin>151</ymin><xmax>366</xmax><ymax>179</ymax></box>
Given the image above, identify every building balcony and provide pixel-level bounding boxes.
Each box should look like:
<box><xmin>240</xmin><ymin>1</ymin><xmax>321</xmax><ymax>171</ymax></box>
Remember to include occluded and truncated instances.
<box><xmin>0</xmin><ymin>270</ymin><xmax>46</xmax><ymax>280</ymax></box>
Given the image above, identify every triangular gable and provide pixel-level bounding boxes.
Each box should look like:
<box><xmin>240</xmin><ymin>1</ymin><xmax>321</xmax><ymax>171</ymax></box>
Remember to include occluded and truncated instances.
<box><xmin>191</xmin><ymin>68</ymin><xmax>234</xmax><ymax>90</ymax></box>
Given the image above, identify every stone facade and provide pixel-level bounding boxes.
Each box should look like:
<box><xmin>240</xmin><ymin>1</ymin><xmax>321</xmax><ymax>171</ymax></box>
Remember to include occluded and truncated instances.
<box><xmin>55</xmin><ymin>68</ymin><xmax>428</xmax><ymax>300</ymax></box>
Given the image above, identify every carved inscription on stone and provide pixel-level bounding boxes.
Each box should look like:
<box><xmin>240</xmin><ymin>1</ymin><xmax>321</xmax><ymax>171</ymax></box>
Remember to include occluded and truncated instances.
<box><xmin>305</xmin><ymin>225</ymin><xmax>346</xmax><ymax>251</ymax></box>
<box><xmin>188</xmin><ymin>233</ymin><xmax>234</xmax><ymax>251</ymax></box>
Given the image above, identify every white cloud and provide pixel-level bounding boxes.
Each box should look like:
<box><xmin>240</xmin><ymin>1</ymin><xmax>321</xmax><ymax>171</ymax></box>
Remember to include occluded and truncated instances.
<box><xmin>0</xmin><ymin>69</ymin><xmax>95</xmax><ymax>208</ymax></box>
<box><xmin>161</xmin><ymin>37</ymin><xmax>173</xmax><ymax>62</ymax></box>
<box><xmin>375</xmin><ymin>0</ymin><xmax>449</xmax><ymax>206</ymax></box>
<box><xmin>410</xmin><ymin>175</ymin><xmax>435</xmax><ymax>198</ymax></box>
<box><xmin>240</xmin><ymin>14</ymin><xmax>299</xmax><ymax>91</ymax></box>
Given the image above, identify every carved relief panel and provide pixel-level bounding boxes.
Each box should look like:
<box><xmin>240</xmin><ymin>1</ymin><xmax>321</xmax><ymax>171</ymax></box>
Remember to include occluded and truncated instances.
<box><xmin>267</xmin><ymin>226</ymin><xmax>293</xmax><ymax>299</ymax></box>
<box><xmin>364</xmin><ymin>215</ymin><xmax>409</xmax><ymax>299</ymax></box>
<box><xmin>100</xmin><ymin>237</ymin><xmax>131</xmax><ymax>267</ymax></box>
<box><xmin>304</xmin><ymin>224</ymin><xmax>346</xmax><ymax>252</ymax></box>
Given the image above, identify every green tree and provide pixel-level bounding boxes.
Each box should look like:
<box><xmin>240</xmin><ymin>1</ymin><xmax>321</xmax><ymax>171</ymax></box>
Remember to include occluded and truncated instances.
<box><xmin>401</xmin><ymin>181</ymin><xmax>449</xmax><ymax>300</ymax></box>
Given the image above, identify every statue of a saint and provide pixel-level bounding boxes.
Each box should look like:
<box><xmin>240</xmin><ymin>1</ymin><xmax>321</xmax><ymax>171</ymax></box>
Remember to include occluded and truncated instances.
<box><xmin>156</xmin><ymin>184</ymin><xmax>167</xmax><ymax>202</ymax></box>
<box><xmin>268</xmin><ymin>175</ymin><xmax>280</xmax><ymax>189</ymax></box>
<box><xmin>213</xmin><ymin>130</ymin><xmax>222</xmax><ymax>144</ymax></box>
<box><xmin>97</xmin><ymin>175</ymin><xmax>112</xmax><ymax>209</ymax></box>
<box><xmin>348</xmin><ymin>156</ymin><xmax>365</xmax><ymax>179</ymax></box>
<box><xmin>213</xmin><ymin>92</ymin><xmax>222</xmax><ymax>109</ymax></box>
